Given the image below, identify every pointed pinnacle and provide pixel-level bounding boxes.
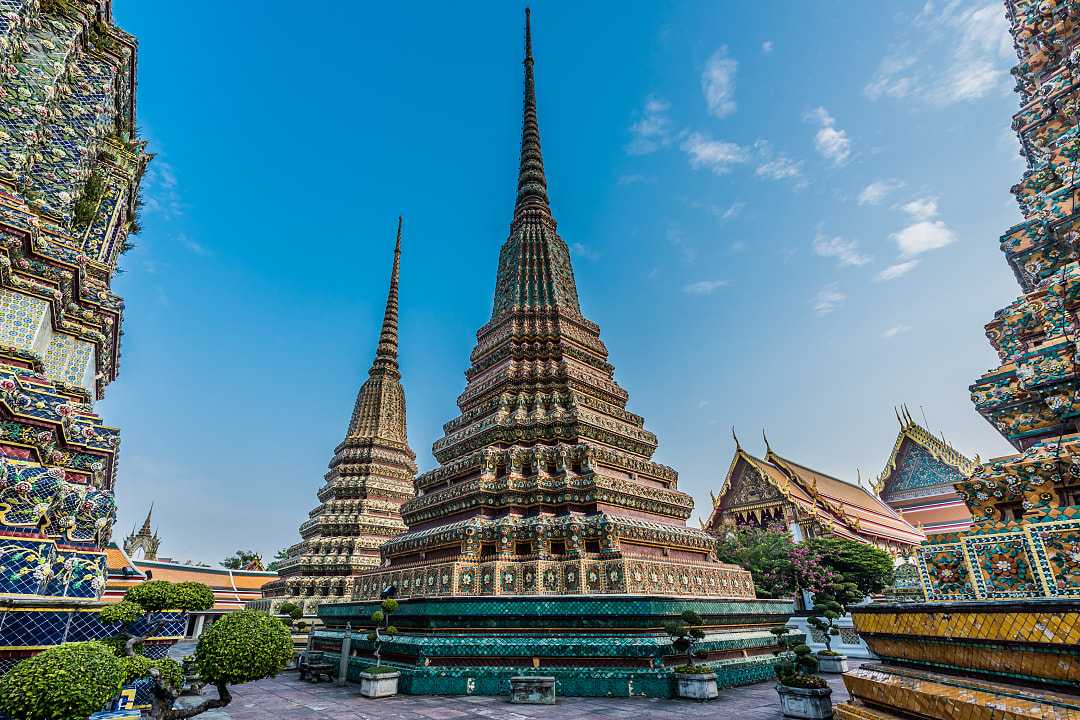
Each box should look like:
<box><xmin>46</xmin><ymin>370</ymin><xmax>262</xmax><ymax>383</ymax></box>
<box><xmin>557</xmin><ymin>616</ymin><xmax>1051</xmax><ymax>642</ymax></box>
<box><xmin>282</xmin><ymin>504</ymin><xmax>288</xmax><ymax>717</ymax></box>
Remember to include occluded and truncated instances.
<box><xmin>732</xmin><ymin>426</ymin><xmax>741</xmax><ymax>451</ymax></box>
<box><xmin>762</xmin><ymin>428</ymin><xmax>772</xmax><ymax>455</ymax></box>
<box><xmin>371</xmin><ymin>217</ymin><xmax>402</xmax><ymax>374</ymax></box>
<box><xmin>513</xmin><ymin>7</ymin><xmax>552</xmax><ymax>225</ymax></box>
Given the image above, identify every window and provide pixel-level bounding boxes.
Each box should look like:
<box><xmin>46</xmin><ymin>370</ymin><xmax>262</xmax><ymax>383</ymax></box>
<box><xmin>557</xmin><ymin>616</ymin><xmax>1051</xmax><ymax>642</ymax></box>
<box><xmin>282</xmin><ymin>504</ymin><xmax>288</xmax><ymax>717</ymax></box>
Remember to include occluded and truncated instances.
<box><xmin>999</xmin><ymin>501</ymin><xmax>1025</xmax><ymax>521</ymax></box>
<box><xmin>480</xmin><ymin>542</ymin><xmax>496</xmax><ymax>558</ymax></box>
<box><xmin>515</xmin><ymin>542</ymin><xmax>532</xmax><ymax>556</ymax></box>
<box><xmin>549</xmin><ymin>540</ymin><xmax>566</xmax><ymax>555</ymax></box>
<box><xmin>585</xmin><ymin>540</ymin><xmax>601</xmax><ymax>553</ymax></box>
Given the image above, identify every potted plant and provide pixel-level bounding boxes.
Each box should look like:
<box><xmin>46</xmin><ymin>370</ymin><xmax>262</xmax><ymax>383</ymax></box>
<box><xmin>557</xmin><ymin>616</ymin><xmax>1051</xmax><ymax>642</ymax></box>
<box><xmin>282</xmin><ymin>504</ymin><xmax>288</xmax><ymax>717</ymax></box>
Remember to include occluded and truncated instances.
<box><xmin>770</xmin><ymin>627</ymin><xmax>832</xmax><ymax>720</ymax></box>
<box><xmin>806</xmin><ymin>580</ymin><xmax>862</xmax><ymax>673</ymax></box>
<box><xmin>666</xmin><ymin>610</ymin><xmax>717</xmax><ymax>700</ymax></box>
<box><xmin>360</xmin><ymin>598</ymin><xmax>401</xmax><ymax>698</ymax></box>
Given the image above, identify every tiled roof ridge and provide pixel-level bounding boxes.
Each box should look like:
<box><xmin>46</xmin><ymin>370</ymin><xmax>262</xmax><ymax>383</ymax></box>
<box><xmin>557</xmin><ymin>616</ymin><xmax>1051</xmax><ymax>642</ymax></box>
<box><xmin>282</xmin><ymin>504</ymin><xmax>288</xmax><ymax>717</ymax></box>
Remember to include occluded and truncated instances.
<box><xmin>873</xmin><ymin>407</ymin><xmax>977</xmax><ymax>494</ymax></box>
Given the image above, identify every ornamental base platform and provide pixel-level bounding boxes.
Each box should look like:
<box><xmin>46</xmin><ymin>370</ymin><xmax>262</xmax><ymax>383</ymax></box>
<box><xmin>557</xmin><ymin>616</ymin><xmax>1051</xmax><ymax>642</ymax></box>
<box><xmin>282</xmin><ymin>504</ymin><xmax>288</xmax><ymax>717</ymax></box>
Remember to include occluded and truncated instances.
<box><xmin>832</xmin><ymin>600</ymin><xmax>1080</xmax><ymax>720</ymax></box>
<box><xmin>314</xmin><ymin>595</ymin><xmax>795</xmax><ymax>698</ymax></box>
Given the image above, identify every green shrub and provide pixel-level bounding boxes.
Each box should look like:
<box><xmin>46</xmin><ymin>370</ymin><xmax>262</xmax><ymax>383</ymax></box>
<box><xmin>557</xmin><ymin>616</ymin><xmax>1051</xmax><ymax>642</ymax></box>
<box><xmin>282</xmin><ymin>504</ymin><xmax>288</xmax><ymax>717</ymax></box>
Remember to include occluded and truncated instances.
<box><xmin>361</xmin><ymin>664</ymin><xmax>399</xmax><ymax>675</ymax></box>
<box><xmin>672</xmin><ymin>664</ymin><xmax>713</xmax><ymax>675</ymax></box>
<box><xmin>0</xmin><ymin>641</ymin><xmax>123</xmax><ymax>720</ymax></box>
<box><xmin>119</xmin><ymin>653</ymin><xmax>152</xmax><ymax>683</ymax></box>
<box><xmin>805</xmin><ymin>537</ymin><xmax>894</xmax><ymax>595</ymax></box>
<box><xmin>99</xmin><ymin>599</ymin><xmax>145</xmax><ymax>625</ymax></box>
<box><xmin>172</xmin><ymin>581</ymin><xmax>215</xmax><ymax>611</ymax></box>
<box><xmin>124</xmin><ymin>579</ymin><xmax>176</xmax><ymax>611</ymax></box>
<box><xmin>195</xmin><ymin>610</ymin><xmax>292</xmax><ymax>686</ymax></box>
<box><xmin>151</xmin><ymin>656</ymin><xmax>184</xmax><ymax>691</ymax></box>
<box><xmin>278</xmin><ymin>601</ymin><xmax>302</xmax><ymax>620</ymax></box>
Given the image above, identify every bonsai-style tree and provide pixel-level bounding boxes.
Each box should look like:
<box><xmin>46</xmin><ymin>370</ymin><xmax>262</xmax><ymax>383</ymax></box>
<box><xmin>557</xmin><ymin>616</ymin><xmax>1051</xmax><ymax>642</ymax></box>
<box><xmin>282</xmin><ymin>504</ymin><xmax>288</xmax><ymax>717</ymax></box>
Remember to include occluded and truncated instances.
<box><xmin>0</xmin><ymin>610</ymin><xmax>290</xmax><ymax>720</ymax></box>
<box><xmin>100</xmin><ymin>580</ymin><xmax>215</xmax><ymax>657</ymax></box>
<box><xmin>365</xmin><ymin>598</ymin><xmax>399</xmax><ymax>670</ymax></box>
<box><xmin>278</xmin><ymin>601</ymin><xmax>303</xmax><ymax>623</ymax></box>
<box><xmin>151</xmin><ymin>609</ymin><xmax>293</xmax><ymax>718</ymax></box>
<box><xmin>769</xmin><ymin>627</ymin><xmax>826</xmax><ymax>689</ymax></box>
<box><xmin>664</xmin><ymin>610</ymin><xmax>707</xmax><ymax>672</ymax></box>
<box><xmin>806</xmin><ymin>581</ymin><xmax>863</xmax><ymax>655</ymax></box>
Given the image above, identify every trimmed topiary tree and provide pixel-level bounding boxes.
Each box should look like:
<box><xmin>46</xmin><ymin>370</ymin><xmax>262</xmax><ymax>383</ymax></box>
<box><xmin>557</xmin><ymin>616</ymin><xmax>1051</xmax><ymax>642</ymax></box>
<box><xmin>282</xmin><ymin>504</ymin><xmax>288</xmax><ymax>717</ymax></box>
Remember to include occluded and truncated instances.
<box><xmin>806</xmin><ymin>580</ymin><xmax>864</xmax><ymax>655</ymax></box>
<box><xmin>769</xmin><ymin>627</ymin><xmax>826</xmax><ymax>689</ymax></box>
<box><xmin>365</xmin><ymin>598</ymin><xmax>399</xmax><ymax>670</ymax></box>
<box><xmin>0</xmin><ymin>641</ymin><xmax>125</xmax><ymax>720</ymax></box>
<box><xmin>664</xmin><ymin>610</ymin><xmax>708</xmax><ymax>673</ymax></box>
<box><xmin>144</xmin><ymin>609</ymin><xmax>293</xmax><ymax>718</ymax></box>
<box><xmin>100</xmin><ymin>580</ymin><xmax>215</xmax><ymax>657</ymax></box>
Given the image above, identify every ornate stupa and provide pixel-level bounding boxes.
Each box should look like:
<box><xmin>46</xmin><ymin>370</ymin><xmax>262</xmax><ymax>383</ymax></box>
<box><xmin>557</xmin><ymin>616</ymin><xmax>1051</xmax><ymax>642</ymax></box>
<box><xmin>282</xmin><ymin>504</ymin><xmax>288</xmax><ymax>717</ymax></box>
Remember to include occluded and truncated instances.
<box><xmin>123</xmin><ymin>505</ymin><xmax>161</xmax><ymax>560</ymax></box>
<box><xmin>262</xmin><ymin>219</ymin><xmax>417</xmax><ymax>615</ymax></box>
<box><xmin>0</xmin><ymin>1</ymin><xmax>181</xmax><ymax>671</ymax></box>
<box><xmin>312</xmin><ymin>10</ymin><xmax>793</xmax><ymax>698</ymax></box>
<box><xmin>836</xmin><ymin>1</ymin><xmax>1080</xmax><ymax>718</ymax></box>
<box><xmin>353</xmin><ymin>8</ymin><xmax>735</xmax><ymax>604</ymax></box>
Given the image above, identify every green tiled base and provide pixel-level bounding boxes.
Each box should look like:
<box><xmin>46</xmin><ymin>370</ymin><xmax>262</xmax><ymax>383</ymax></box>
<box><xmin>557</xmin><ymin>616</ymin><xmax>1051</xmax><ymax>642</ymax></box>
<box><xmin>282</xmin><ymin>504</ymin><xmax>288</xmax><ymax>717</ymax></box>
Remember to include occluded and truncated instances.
<box><xmin>314</xmin><ymin>594</ymin><xmax>795</xmax><ymax>698</ymax></box>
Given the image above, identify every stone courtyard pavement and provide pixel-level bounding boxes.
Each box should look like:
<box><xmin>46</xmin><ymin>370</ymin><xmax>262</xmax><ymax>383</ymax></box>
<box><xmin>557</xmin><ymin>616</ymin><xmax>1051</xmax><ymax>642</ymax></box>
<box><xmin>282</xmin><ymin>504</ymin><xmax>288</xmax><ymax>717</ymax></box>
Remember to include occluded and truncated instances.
<box><xmin>178</xmin><ymin>662</ymin><xmax>861</xmax><ymax>720</ymax></box>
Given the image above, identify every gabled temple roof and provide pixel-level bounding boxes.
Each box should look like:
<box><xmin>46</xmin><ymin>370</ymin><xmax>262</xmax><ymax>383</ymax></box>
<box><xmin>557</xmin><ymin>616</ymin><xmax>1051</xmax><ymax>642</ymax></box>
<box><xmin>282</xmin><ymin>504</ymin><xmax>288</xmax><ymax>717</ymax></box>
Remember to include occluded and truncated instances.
<box><xmin>706</xmin><ymin>435</ymin><xmax>924</xmax><ymax>547</ymax></box>
<box><xmin>873</xmin><ymin>406</ymin><xmax>976</xmax><ymax>499</ymax></box>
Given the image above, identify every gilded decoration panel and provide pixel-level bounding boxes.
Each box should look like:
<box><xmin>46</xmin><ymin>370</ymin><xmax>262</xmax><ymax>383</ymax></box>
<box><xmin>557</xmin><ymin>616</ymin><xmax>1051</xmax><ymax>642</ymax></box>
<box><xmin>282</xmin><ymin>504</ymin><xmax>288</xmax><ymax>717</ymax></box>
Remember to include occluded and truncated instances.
<box><xmin>917</xmin><ymin>543</ymin><xmax>976</xmax><ymax>600</ymax></box>
<box><xmin>965</xmin><ymin>534</ymin><xmax>1043</xmax><ymax>598</ymax></box>
<box><xmin>1028</xmin><ymin>516</ymin><xmax>1080</xmax><ymax>596</ymax></box>
<box><xmin>917</xmin><ymin>514</ymin><xmax>1080</xmax><ymax>600</ymax></box>
<box><xmin>353</xmin><ymin>556</ymin><xmax>755</xmax><ymax>600</ymax></box>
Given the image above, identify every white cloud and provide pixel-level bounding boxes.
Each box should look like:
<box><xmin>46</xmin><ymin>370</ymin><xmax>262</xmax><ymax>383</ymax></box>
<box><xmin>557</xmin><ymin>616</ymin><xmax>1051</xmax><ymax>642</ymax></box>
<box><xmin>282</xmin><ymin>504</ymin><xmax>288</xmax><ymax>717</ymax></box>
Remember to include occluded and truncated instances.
<box><xmin>757</xmin><ymin>155</ymin><xmax>802</xmax><ymax>181</ymax></box>
<box><xmin>681</xmin><ymin>133</ymin><xmax>749</xmax><ymax>175</ymax></box>
<box><xmin>901</xmin><ymin>197</ymin><xmax>939</xmax><ymax>221</ymax></box>
<box><xmin>626</xmin><ymin>96</ymin><xmax>672</xmax><ymax>156</ymax></box>
<box><xmin>571</xmin><ymin>242</ymin><xmax>600</xmax><ymax>261</ymax></box>
<box><xmin>883</xmin><ymin>324</ymin><xmax>912</xmax><ymax>339</ymax></box>
<box><xmin>805</xmin><ymin>107</ymin><xmax>851</xmax><ymax>166</ymax></box>
<box><xmin>617</xmin><ymin>173</ymin><xmax>650</xmax><ymax>186</ymax></box>
<box><xmin>179</xmin><ymin>233</ymin><xmax>209</xmax><ymax>256</ymax></box>
<box><xmin>866</xmin><ymin>3</ymin><xmax>1012</xmax><ymax>105</ymax></box>
<box><xmin>813</xmin><ymin>229</ymin><xmax>870</xmax><ymax>267</ymax></box>
<box><xmin>813</xmin><ymin>283</ymin><xmax>846</xmax><ymax>316</ymax></box>
<box><xmin>858</xmin><ymin>179</ymin><xmax>904</xmax><ymax>205</ymax></box>
<box><xmin>892</xmin><ymin>221</ymin><xmax>956</xmax><ymax>257</ymax></box>
<box><xmin>762</xmin><ymin>40</ymin><xmax>774</xmax><ymax>55</ymax></box>
<box><xmin>876</xmin><ymin>259</ymin><xmax>920</xmax><ymax>281</ymax></box>
<box><xmin>701</xmin><ymin>47</ymin><xmax>737</xmax><ymax>118</ymax></box>
<box><xmin>142</xmin><ymin>160</ymin><xmax>183</xmax><ymax>219</ymax></box>
<box><xmin>722</xmin><ymin>201</ymin><xmax>745</xmax><ymax>219</ymax></box>
<box><xmin>684</xmin><ymin>279</ymin><xmax>727</xmax><ymax>295</ymax></box>
<box><xmin>754</xmin><ymin>140</ymin><xmax>804</xmax><ymax>185</ymax></box>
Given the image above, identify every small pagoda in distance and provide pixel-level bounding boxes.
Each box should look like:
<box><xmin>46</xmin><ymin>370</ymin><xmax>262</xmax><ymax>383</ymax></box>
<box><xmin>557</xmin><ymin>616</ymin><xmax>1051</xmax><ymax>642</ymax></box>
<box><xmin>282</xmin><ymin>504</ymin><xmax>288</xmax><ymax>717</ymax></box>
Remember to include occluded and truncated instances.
<box><xmin>123</xmin><ymin>505</ymin><xmax>161</xmax><ymax>560</ymax></box>
<box><xmin>312</xmin><ymin>10</ymin><xmax>794</xmax><ymax>699</ymax></box>
<box><xmin>261</xmin><ymin>219</ymin><xmax>417</xmax><ymax>615</ymax></box>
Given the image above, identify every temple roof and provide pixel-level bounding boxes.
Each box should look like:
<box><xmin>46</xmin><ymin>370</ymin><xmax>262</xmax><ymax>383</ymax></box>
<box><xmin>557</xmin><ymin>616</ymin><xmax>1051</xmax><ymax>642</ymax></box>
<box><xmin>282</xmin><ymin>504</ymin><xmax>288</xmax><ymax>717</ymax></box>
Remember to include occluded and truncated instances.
<box><xmin>873</xmin><ymin>406</ymin><xmax>976</xmax><ymax>500</ymax></box>
<box><xmin>706</xmin><ymin>437</ymin><xmax>924</xmax><ymax>547</ymax></box>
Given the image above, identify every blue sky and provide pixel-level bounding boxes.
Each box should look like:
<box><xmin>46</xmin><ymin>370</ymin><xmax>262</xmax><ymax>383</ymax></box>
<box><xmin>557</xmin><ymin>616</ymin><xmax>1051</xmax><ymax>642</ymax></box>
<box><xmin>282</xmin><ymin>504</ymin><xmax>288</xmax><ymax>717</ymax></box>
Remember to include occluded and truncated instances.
<box><xmin>104</xmin><ymin>1</ymin><xmax>1023</xmax><ymax>563</ymax></box>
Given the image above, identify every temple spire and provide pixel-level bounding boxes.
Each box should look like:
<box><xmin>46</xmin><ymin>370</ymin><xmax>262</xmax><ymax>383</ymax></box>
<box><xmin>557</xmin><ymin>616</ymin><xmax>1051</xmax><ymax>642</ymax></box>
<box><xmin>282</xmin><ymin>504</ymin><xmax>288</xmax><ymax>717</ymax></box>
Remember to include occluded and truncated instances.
<box><xmin>371</xmin><ymin>217</ymin><xmax>402</xmax><ymax>375</ymax></box>
<box><xmin>139</xmin><ymin>504</ymin><xmax>153</xmax><ymax>535</ymax></box>
<box><xmin>513</xmin><ymin>7</ymin><xmax>553</xmax><ymax>225</ymax></box>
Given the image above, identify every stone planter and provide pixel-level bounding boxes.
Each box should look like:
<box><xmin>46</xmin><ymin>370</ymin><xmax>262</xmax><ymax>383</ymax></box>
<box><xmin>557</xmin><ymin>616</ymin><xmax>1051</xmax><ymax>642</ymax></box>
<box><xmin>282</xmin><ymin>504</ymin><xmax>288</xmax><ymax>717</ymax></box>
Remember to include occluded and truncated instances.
<box><xmin>510</xmin><ymin>675</ymin><xmax>555</xmax><ymax>704</ymax></box>
<box><xmin>816</xmin><ymin>653</ymin><xmax>848</xmax><ymax>673</ymax></box>
<box><xmin>673</xmin><ymin>672</ymin><xmax>718</xmax><ymax>700</ymax></box>
<box><xmin>359</xmin><ymin>671</ymin><xmax>400</xmax><ymax>698</ymax></box>
<box><xmin>776</xmin><ymin>683</ymin><xmax>833</xmax><ymax>719</ymax></box>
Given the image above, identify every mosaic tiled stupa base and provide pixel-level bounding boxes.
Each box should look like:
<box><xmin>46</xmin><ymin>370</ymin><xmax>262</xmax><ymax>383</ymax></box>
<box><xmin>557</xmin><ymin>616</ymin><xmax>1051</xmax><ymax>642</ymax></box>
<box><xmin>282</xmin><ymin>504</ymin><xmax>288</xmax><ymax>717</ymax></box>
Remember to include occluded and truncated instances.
<box><xmin>313</xmin><ymin>10</ymin><xmax>795</xmax><ymax>697</ymax></box>
<box><xmin>0</xmin><ymin>0</ymin><xmax>152</xmax><ymax>670</ymax></box>
<box><xmin>315</xmin><ymin>595</ymin><xmax>795</xmax><ymax>698</ymax></box>
<box><xmin>836</xmin><ymin>0</ymin><xmax>1080</xmax><ymax>717</ymax></box>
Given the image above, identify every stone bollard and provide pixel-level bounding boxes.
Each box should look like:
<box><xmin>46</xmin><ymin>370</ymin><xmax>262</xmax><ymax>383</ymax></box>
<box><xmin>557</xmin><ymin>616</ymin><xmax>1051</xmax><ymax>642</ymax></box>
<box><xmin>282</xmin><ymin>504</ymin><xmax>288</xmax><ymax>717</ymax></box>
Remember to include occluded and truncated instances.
<box><xmin>337</xmin><ymin>623</ymin><xmax>352</xmax><ymax>686</ymax></box>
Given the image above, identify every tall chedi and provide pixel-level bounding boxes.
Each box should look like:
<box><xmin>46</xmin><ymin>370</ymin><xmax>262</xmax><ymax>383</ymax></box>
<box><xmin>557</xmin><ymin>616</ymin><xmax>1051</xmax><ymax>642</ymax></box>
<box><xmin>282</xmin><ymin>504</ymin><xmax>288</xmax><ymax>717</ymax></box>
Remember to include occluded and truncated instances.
<box><xmin>835</xmin><ymin>2</ymin><xmax>1080</xmax><ymax>719</ymax></box>
<box><xmin>263</xmin><ymin>219</ymin><xmax>417</xmax><ymax>615</ymax></box>
<box><xmin>313</xmin><ymin>11</ymin><xmax>793</xmax><ymax>699</ymax></box>
<box><xmin>0</xmin><ymin>0</ymin><xmax>163</xmax><ymax>670</ymax></box>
